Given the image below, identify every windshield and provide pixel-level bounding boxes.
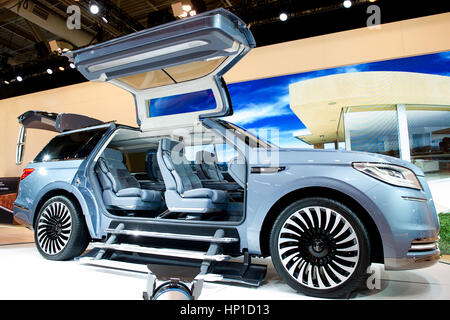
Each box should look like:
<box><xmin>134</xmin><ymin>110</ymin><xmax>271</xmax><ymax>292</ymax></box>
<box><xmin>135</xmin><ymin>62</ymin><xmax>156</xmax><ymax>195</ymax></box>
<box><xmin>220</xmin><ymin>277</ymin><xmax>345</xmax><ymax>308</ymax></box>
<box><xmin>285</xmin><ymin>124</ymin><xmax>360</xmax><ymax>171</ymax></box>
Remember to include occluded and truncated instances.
<box><xmin>214</xmin><ymin>119</ymin><xmax>278</xmax><ymax>149</ymax></box>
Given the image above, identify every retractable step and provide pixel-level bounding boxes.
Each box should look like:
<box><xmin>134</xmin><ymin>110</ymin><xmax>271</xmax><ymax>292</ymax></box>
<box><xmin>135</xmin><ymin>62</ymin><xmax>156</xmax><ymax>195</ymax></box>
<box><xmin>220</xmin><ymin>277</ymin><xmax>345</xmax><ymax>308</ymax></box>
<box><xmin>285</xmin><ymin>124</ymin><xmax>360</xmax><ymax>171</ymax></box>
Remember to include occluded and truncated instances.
<box><xmin>105</xmin><ymin>228</ymin><xmax>239</xmax><ymax>243</ymax></box>
<box><xmin>78</xmin><ymin>227</ymin><xmax>267</xmax><ymax>287</ymax></box>
<box><xmin>78</xmin><ymin>256</ymin><xmax>225</xmax><ymax>282</ymax></box>
<box><xmin>91</xmin><ymin>242</ymin><xmax>231</xmax><ymax>261</ymax></box>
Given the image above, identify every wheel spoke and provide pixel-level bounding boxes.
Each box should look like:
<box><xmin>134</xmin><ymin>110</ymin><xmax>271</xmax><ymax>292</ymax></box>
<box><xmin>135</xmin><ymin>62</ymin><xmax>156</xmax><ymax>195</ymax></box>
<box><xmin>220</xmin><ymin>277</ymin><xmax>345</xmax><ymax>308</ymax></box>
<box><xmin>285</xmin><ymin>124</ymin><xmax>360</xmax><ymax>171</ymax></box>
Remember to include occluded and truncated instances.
<box><xmin>303</xmin><ymin>208</ymin><xmax>315</xmax><ymax>229</ymax></box>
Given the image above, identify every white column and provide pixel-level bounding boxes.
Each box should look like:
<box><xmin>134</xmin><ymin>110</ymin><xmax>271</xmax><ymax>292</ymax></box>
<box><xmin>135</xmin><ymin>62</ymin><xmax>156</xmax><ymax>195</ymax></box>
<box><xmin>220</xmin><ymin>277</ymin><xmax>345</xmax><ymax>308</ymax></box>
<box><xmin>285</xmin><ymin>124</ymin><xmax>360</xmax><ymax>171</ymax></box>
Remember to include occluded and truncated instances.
<box><xmin>396</xmin><ymin>104</ymin><xmax>411</xmax><ymax>161</ymax></box>
<box><xmin>343</xmin><ymin>108</ymin><xmax>352</xmax><ymax>151</ymax></box>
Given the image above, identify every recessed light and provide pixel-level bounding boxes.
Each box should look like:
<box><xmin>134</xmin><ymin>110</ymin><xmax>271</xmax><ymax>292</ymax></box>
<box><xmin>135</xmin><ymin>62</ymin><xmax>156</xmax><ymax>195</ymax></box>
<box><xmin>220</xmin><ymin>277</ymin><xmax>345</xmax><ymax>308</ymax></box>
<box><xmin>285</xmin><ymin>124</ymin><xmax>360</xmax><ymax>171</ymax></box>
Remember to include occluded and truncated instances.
<box><xmin>90</xmin><ymin>3</ymin><xmax>100</xmax><ymax>15</ymax></box>
<box><xmin>47</xmin><ymin>68</ymin><xmax>53</xmax><ymax>74</ymax></box>
<box><xmin>16</xmin><ymin>76</ymin><xmax>23</xmax><ymax>82</ymax></box>
<box><xmin>58</xmin><ymin>66</ymin><xmax>65</xmax><ymax>71</ymax></box>
<box><xmin>279</xmin><ymin>12</ymin><xmax>288</xmax><ymax>21</ymax></box>
<box><xmin>343</xmin><ymin>0</ymin><xmax>352</xmax><ymax>8</ymax></box>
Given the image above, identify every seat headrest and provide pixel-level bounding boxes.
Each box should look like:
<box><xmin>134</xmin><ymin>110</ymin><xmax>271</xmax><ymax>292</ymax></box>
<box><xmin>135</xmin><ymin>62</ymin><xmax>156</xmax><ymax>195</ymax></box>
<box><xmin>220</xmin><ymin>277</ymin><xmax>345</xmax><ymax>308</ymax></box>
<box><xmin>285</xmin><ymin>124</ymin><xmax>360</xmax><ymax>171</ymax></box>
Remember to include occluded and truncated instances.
<box><xmin>160</xmin><ymin>138</ymin><xmax>184</xmax><ymax>154</ymax></box>
<box><xmin>102</xmin><ymin>148</ymin><xmax>123</xmax><ymax>162</ymax></box>
<box><xmin>195</xmin><ymin>151</ymin><xmax>218</xmax><ymax>164</ymax></box>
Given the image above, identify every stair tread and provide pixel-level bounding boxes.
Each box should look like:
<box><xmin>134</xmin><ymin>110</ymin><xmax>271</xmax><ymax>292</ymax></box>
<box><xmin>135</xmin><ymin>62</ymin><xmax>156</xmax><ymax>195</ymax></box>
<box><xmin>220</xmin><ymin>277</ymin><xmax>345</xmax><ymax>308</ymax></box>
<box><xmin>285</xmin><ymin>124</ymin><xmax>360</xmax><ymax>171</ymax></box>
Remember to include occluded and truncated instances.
<box><xmin>91</xmin><ymin>242</ymin><xmax>231</xmax><ymax>261</ymax></box>
<box><xmin>79</xmin><ymin>257</ymin><xmax>225</xmax><ymax>281</ymax></box>
<box><xmin>105</xmin><ymin>228</ymin><xmax>238</xmax><ymax>243</ymax></box>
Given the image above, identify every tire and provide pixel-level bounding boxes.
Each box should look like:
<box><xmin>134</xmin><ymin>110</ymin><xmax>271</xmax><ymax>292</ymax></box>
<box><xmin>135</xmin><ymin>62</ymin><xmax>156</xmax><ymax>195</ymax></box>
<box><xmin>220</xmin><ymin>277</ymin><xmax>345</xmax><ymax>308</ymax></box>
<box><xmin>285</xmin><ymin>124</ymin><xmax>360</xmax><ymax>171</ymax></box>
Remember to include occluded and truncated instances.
<box><xmin>34</xmin><ymin>195</ymin><xmax>90</xmax><ymax>261</ymax></box>
<box><xmin>269</xmin><ymin>197</ymin><xmax>370</xmax><ymax>299</ymax></box>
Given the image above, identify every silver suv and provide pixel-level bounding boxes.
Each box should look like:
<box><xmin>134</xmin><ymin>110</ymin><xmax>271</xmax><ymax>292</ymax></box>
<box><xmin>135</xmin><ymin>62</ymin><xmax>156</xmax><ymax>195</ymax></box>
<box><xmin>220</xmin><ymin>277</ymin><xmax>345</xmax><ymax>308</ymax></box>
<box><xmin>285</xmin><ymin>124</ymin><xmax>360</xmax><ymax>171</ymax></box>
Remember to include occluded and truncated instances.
<box><xmin>13</xmin><ymin>9</ymin><xmax>440</xmax><ymax>299</ymax></box>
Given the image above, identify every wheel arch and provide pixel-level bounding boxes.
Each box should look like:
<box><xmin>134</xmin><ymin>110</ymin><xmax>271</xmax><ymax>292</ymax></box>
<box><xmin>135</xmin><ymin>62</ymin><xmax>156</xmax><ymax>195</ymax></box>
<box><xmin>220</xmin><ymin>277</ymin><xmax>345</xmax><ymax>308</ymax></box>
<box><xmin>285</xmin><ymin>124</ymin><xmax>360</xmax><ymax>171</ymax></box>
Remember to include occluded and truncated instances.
<box><xmin>259</xmin><ymin>186</ymin><xmax>384</xmax><ymax>264</ymax></box>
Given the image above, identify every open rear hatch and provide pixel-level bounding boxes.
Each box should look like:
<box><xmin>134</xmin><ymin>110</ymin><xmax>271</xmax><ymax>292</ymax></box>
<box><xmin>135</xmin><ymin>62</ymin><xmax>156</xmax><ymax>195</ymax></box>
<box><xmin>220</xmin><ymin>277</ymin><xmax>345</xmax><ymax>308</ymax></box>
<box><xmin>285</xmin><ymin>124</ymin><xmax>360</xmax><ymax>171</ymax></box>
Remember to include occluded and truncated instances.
<box><xmin>16</xmin><ymin>110</ymin><xmax>104</xmax><ymax>164</ymax></box>
<box><xmin>65</xmin><ymin>9</ymin><xmax>255</xmax><ymax>131</ymax></box>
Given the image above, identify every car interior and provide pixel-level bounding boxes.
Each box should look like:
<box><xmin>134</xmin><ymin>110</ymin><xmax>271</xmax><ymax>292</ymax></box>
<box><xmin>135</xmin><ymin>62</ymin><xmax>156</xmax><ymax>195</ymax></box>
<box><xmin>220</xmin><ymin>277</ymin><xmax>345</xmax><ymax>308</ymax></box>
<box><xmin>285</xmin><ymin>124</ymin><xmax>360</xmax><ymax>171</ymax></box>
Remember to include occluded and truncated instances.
<box><xmin>91</xmin><ymin>125</ymin><xmax>246</xmax><ymax>223</ymax></box>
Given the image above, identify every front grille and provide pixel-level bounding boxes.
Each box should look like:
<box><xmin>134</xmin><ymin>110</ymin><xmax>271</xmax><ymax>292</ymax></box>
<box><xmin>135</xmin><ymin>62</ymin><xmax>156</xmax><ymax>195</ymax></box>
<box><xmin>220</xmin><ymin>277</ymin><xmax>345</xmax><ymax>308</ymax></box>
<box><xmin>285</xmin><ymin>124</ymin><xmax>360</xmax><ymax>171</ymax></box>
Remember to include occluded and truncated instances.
<box><xmin>408</xmin><ymin>238</ymin><xmax>439</xmax><ymax>253</ymax></box>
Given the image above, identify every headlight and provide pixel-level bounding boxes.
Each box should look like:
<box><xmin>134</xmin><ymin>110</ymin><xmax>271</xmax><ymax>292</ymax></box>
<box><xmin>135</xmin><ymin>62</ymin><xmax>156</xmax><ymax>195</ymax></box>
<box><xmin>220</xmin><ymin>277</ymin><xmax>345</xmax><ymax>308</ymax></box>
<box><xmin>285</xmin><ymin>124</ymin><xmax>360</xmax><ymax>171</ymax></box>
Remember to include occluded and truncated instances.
<box><xmin>352</xmin><ymin>162</ymin><xmax>422</xmax><ymax>190</ymax></box>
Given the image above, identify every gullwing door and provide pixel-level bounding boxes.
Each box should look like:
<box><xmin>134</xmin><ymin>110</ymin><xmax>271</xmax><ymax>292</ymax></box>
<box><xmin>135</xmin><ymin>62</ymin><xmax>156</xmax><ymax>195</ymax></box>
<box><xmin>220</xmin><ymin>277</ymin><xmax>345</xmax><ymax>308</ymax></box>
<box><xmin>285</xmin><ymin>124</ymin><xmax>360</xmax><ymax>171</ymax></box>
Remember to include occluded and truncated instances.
<box><xmin>66</xmin><ymin>9</ymin><xmax>255</xmax><ymax>131</ymax></box>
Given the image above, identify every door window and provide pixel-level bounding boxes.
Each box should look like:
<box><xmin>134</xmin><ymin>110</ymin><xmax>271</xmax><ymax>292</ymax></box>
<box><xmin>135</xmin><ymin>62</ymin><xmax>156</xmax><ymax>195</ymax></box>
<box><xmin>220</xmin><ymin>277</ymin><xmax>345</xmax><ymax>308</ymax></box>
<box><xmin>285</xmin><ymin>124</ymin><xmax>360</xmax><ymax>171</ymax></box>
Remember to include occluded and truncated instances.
<box><xmin>34</xmin><ymin>128</ymin><xmax>107</xmax><ymax>162</ymax></box>
<box><xmin>147</xmin><ymin>89</ymin><xmax>217</xmax><ymax>117</ymax></box>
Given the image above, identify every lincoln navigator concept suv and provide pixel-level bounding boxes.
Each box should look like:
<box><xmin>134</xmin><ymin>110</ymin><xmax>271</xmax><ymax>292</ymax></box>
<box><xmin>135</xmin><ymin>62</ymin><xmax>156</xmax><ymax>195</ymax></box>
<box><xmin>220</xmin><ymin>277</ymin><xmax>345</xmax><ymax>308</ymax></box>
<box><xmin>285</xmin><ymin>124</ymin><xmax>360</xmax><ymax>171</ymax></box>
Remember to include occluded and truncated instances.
<box><xmin>13</xmin><ymin>9</ymin><xmax>440</xmax><ymax>298</ymax></box>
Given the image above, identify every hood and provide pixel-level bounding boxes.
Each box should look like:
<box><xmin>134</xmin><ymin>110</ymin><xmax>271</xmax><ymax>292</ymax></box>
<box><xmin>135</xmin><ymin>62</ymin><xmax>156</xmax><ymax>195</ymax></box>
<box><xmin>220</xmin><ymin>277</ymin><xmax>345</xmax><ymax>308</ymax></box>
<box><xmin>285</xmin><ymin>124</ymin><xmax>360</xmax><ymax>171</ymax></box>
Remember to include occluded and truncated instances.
<box><xmin>269</xmin><ymin>148</ymin><xmax>424</xmax><ymax>176</ymax></box>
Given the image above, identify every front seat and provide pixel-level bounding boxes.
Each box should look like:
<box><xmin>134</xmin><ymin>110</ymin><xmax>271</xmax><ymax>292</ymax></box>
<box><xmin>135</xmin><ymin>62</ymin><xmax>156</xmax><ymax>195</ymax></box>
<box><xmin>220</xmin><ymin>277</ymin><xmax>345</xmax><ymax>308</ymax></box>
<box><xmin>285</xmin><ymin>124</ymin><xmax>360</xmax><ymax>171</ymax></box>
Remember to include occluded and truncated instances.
<box><xmin>95</xmin><ymin>148</ymin><xmax>163</xmax><ymax>211</ymax></box>
<box><xmin>195</xmin><ymin>151</ymin><xmax>225</xmax><ymax>181</ymax></box>
<box><xmin>157</xmin><ymin>138</ymin><xmax>228</xmax><ymax>213</ymax></box>
<box><xmin>195</xmin><ymin>150</ymin><xmax>241</xmax><ymax>191</ymax></box>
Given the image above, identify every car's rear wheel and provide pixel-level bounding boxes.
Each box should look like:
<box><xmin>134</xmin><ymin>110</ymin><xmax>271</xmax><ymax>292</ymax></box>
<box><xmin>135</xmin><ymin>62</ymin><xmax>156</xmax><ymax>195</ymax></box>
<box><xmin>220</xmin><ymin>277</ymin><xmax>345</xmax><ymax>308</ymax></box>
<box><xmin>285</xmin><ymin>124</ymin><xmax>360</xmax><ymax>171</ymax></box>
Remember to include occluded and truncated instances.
<box><xmin>34</xmin><ymin>195</ymin><xmax>90</xmax><ymax>261</ymax></box>
<box><xmin>270</xmin><ymin>197</ymin><xmax>370</xmax><ymax>298</ymax></box>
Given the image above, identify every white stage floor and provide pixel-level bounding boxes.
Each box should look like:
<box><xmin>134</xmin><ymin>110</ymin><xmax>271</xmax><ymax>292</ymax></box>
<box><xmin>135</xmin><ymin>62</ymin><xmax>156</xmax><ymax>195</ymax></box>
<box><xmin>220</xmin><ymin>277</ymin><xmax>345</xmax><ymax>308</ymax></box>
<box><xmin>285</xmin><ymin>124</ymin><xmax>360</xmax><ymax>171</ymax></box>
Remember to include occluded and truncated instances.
<box><xmin>0</xmin><ymin>243</ymin><xmax>449</xmax><ymax>300</ymax></box>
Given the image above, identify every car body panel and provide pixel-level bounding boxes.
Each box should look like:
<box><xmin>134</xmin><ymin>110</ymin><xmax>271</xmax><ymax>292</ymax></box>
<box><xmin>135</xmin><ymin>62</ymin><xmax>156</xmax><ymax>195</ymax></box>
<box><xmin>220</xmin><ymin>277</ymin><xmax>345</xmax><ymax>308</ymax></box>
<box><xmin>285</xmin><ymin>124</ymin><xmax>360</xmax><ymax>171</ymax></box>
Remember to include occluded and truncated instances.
<box><xmin>14</xmin><ymin>160</ymin><xmax>84</xmax><ymax>226</ymax></box>
<box><xmin>243</xmin><ymin>149</ymin><xmax>438</xmax><ymax>259</ymax></box>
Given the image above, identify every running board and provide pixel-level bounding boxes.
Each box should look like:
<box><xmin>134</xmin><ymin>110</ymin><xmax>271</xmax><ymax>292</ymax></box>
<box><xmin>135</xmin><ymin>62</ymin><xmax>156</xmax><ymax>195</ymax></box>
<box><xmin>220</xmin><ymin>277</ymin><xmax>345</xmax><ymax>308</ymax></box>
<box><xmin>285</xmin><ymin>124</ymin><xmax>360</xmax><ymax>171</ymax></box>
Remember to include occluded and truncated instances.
<box><xmin>78</xmin><ymin>251</ymin><xmax>266</xmax><ymax>287</ymax></box>
<box><xmin>79</xmin><ymin>227</ymin><xmax>267</xmax><ymax>287</ymax></box>
<box><xmin>105</xmin><ymin>228</ymin><xmax>238</xmax><ymax>243</ymax></box>
<box><xmin>79</xmin><ymin>257</ymin><xmax>224</xmax><ymax>281</ymax></box>
<box><xmin>91</xmin><ymin>242</ymin><xmax>231</xmax><ymax>261</ymax></box>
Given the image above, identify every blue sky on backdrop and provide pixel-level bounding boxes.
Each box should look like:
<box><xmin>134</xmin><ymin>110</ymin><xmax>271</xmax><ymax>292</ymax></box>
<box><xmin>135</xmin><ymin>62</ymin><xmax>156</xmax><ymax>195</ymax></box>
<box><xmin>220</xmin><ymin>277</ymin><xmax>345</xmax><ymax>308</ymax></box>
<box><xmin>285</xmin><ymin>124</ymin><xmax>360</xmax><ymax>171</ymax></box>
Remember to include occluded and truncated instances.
<box><xmin>222</xmin><ymin>51</ymin><xmax>450</xmax><ymax>148</ymax></box>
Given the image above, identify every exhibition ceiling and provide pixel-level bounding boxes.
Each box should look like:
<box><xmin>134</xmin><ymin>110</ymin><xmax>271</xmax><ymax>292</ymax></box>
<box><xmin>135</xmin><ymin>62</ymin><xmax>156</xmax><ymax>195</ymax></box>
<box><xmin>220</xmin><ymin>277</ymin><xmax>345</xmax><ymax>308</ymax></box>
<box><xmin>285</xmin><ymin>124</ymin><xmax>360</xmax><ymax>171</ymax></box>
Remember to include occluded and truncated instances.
<box><xmin>0</xmin><ymin>0</ymin><xmax>449</xmax><ymax>98</ymax></box>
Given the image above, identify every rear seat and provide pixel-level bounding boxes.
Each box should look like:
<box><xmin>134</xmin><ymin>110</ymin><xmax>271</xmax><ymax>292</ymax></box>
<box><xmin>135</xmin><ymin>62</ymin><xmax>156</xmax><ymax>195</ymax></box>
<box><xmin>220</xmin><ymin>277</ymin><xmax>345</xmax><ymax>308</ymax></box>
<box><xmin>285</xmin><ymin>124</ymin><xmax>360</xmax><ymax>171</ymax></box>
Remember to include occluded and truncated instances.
<box><xmin>95</xmin><ymin>148</ymin><xmax>163</xmax><ymax>211</ymax></box>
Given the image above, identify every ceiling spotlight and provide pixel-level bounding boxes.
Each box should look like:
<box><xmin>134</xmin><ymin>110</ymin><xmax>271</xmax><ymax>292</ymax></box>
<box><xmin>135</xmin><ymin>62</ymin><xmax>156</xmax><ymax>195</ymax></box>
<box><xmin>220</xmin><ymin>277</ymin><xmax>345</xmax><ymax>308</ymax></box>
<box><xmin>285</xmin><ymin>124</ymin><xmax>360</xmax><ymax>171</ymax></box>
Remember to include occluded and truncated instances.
<box><xmin>16</xmin><ymin>76</ymin><xmax>23</xmax><ymax>82</ymax></box>
<box><xmin>189</xmin><ymin>10</ymin><xmax>196</xmax><ymax>17</ymax></box>
<box><xmin>69</xmin><ymin>63</ymin><xmax>76</xmax><ymax>69</ymax></box>
<box><xmin>58</xmin><ymin>66</ymin><xmax>65</xmax><ymax>71</ymax></box>
<box><xmin>46</xmin><ymin>68</ymin><xmax>53</xmax><ymax>74</ymax></box>
<box><xmin>89</xmin><ymin>2</ymin><xmax>100</xmax><ymax>15</ymax></box>
<box><xmin>343</xmin><ymin>0</ymin><xmax>352</xmax><ymax>8</ymax></box>
<box><xmin>182</xmin><ymin>4</ymin><xmax>191</xmax><ymax>11</ymax></box>
<box><xmin>3</xmin><ymin>80</ymin><xmax>9</xmax><ymax>85</ymax></box>
<box><xmin>179</xmin><ymin>11</ymin><xmax>188</xmax><ymax>18</ymax></box>
<box><xmin>279</xmin><ymin>12</ymin><xmax>288</xmax><ymax>22</ymax></box>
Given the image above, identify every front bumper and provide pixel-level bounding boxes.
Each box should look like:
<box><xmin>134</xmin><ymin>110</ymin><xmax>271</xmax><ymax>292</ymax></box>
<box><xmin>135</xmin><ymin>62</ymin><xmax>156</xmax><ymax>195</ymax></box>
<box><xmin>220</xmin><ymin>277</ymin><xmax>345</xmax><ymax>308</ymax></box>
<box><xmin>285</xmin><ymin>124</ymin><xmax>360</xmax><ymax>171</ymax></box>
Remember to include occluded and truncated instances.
<box><xmin>385</xmin><ymin>237</ymin><xmax>440</xmax><ymax>270</ymax></box>
<box><xmin>365</xmin><ymin>175</ymin><xmax>440</xmax><ymax>270</ymax></box>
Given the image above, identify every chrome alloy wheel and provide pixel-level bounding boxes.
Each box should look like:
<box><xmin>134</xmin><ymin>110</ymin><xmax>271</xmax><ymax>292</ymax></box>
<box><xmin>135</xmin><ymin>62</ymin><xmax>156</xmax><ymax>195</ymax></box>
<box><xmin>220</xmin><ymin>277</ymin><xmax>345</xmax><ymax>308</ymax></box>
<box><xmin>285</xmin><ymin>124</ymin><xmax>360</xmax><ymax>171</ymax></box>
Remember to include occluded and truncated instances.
<box><xmin>36</xmin><ymin>201</ymin><xmax>72</xmax><ymax>256</ymax></box>
<box><xmin>277</xmin><ymin>206</ymin><xmax>360</xmax><ymax>290</ymax></box>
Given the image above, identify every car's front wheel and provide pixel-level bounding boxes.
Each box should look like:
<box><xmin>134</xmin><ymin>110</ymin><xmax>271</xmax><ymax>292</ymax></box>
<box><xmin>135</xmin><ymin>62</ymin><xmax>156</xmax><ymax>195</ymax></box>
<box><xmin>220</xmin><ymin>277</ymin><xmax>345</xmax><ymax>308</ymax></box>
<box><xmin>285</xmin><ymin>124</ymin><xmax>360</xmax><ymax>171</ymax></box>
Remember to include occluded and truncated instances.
<box><xmin>270</xmin><ymin>197</ymin><xmax>370</xmax><ymax>298</ymax></box>
<box><xmin>34</xmin><ymin>195</ymin><xmax>90</xmax><ymax>261</ymax></box>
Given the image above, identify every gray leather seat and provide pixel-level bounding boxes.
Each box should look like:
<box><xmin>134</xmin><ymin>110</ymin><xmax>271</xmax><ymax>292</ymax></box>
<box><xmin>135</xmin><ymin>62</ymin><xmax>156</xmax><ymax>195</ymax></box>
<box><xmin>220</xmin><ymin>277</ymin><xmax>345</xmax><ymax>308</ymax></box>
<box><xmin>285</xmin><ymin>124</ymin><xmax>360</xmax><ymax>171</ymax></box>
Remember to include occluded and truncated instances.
<box><xmin>195</xmin><ymin>150</ymin><xmax>241</xmax><ymax>191</ymax></box>
<box><xmin>95</xmin><ymin>148</ymin><xmax>163</xmax><ymax>211</ymax></box>
<box><xmin>157</xmin><ymin>138</ymin><xmax>228</xmax><ymax>213</ymax></box>
<box><xmin>195</xmin><ymin>151</ymin><xmax>225</xmax><ymax>181</ymax></box>
<box><xmin>146</xmin><ymin>150</ymin><xmax>163</xmax><ymax>182</ymax></box>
